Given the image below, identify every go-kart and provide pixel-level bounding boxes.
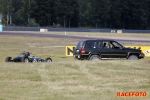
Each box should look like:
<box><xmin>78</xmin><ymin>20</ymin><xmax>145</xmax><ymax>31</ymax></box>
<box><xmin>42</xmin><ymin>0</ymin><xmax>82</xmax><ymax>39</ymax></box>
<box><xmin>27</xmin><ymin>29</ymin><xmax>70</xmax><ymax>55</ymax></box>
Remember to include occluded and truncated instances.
<box><xmin>5</xmin><ymin>51</ymin><xmax>52</xmax><ymax>63</ymax></box>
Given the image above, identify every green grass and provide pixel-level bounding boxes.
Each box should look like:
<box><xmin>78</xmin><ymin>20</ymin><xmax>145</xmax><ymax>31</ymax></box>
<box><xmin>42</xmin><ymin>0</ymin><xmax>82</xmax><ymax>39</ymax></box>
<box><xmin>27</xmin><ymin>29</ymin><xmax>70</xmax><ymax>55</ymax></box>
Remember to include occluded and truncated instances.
<box><xmin>0</xmin><ymin>33</ymin><xmax>150</xmax><ymax>100</ymax></box>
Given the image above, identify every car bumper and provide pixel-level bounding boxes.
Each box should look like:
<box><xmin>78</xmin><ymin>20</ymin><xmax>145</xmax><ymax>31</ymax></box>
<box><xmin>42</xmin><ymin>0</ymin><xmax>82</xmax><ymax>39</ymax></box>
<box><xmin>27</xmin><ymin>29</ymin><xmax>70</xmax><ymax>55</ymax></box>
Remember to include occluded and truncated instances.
<box><xmin>139</xmin><ymin>53</ymin><xmax>145</xmax><ymax>59</ymax></box>
<box><xmin>74</xmin><ymin>54</ymin><xmax>89</xmax><ymax>60</ymax></box>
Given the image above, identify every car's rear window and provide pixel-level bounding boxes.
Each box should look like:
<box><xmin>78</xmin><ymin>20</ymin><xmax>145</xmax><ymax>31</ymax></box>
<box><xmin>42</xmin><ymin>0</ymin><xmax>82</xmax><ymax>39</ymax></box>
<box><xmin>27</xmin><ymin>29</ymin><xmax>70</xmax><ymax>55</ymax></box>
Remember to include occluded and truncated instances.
<box><xmin>85</xmin><ymin>41</ymin><xmax>96</xmax><ymax>48</ymax></box>
<box><xmin>76</xmin><ymin>41</ymin><xmax>84</xmax><ymax>48</ymax></box>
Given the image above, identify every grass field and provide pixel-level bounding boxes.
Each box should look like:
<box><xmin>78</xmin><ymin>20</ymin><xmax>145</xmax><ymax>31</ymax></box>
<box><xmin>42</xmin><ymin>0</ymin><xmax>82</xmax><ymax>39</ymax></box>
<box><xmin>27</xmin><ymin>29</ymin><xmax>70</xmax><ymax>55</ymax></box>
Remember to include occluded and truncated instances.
<box><xmin>0</xmin><ymin>32</ymin><xmax>150</xmax><ymax>100</ymax></box>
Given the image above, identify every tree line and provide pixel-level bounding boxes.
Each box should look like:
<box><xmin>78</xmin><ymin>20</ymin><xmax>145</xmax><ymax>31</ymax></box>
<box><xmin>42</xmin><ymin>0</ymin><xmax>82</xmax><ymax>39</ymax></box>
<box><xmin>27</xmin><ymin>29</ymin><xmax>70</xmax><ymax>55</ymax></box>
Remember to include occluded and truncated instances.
<box><xmin>0</xmin><ymin>0</ymin><xmax>150</xmax><ymax>29</ymax></box>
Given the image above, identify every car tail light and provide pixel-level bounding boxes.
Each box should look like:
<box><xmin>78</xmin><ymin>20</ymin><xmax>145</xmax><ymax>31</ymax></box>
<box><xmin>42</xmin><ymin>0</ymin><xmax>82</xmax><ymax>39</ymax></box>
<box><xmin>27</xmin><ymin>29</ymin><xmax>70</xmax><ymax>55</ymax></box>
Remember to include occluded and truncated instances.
<box><xmin>81</xmin><ymin>49</ymin><xmax>85</xmax><ymax>54</ymax></box>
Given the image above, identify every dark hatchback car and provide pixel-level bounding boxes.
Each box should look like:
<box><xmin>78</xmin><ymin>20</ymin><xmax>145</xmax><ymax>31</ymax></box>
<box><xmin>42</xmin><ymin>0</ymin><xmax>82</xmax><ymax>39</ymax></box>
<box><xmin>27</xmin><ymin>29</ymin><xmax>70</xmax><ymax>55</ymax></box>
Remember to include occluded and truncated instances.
<box><xmin>73</xmin><ymin>39</ymin><xmax>145</xmax><ymax>60</ymax></box>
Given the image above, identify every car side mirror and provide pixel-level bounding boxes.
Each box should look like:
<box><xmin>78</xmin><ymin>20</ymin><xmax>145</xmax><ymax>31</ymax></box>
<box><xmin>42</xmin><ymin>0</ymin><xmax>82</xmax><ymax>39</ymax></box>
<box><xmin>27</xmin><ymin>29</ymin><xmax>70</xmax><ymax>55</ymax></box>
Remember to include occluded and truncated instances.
<box><xmin>120</xmin><ymin>47</ymin><xmax>124</xmax><ymax>50</ymax></box>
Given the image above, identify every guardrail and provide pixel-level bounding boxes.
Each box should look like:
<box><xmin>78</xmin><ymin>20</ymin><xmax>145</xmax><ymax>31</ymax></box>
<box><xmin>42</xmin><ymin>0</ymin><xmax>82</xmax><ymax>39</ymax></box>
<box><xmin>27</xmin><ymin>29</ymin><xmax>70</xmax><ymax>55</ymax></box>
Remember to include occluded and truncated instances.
<box><xmin>2</xmin><ymin>26</ymin><xmax>150</xmax><ymax>33</ymax></box>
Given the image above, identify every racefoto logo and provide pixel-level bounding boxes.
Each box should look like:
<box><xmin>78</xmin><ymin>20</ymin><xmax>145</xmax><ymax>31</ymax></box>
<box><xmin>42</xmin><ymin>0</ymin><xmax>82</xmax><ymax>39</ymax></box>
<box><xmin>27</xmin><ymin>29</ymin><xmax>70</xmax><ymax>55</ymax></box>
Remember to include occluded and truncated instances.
<box><xmin>117</xmin><ymin>92</ymin><xmax>148</xmax><ymax>98</ymax></box>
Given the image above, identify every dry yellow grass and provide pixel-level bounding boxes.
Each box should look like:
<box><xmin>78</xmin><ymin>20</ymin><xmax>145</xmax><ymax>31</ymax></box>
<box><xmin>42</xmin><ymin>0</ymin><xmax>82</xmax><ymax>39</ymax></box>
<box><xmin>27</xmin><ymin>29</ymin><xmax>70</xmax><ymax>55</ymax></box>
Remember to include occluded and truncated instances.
<box><xmin>0</xmin><ymin>33</ymin><xmax>150</xmax><ymax>100</ymax></box>
<box><xmin>0</xmin><ymin>60</ymin><xmax>150</xmax><ymax>100</ymax></box>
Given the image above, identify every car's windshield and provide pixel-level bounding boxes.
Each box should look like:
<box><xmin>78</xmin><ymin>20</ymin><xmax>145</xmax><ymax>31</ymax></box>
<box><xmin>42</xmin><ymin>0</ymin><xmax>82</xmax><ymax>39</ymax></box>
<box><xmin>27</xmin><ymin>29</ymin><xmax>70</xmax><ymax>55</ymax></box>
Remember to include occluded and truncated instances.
<box><xmin>110</xmin><ymin>41</ymin><xmax>124</xmax><ymax>48</ymax></box>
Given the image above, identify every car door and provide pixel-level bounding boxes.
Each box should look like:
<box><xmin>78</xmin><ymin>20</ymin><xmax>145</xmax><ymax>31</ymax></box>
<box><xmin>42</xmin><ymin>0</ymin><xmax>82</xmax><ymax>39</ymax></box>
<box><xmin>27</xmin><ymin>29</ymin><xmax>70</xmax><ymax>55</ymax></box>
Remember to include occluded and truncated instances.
<box><xmin>97</xmin><ymin>41</ymin><xmax>111</xmax><ymax>59</ymax></box>
<box><xmin>84</xmin><ymin>40</ymin><xmax>97</xmax><ymax>54</ymax></box>
<box><xmin>109</xmin><ymin>41</ymin><xmax>127</xmax><ymax>58</ymax></box>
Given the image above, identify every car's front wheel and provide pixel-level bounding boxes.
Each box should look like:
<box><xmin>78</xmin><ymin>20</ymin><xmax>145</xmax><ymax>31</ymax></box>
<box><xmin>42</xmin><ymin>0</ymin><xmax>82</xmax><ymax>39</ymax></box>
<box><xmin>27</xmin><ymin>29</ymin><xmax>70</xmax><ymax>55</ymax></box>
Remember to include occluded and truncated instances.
<box><xmin>128</xmin><ymin>55</ymin><xmax>139</xmax><ymax>60</ymax></box>
<box><xmin>89</xmin><ymin>55</ymin><xmax>101</xmax><ymax>61</ymax></box>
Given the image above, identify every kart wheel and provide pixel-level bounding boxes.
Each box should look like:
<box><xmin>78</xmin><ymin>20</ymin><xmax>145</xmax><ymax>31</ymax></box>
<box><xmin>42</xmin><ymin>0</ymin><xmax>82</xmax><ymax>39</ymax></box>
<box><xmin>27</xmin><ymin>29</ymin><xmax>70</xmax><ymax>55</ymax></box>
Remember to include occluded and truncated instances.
<box><xmin>45</xmin><ymin>58</ymin><xmax>52</xmax><ymax>62</ymax></box>
<box><xmin>5</xmin><ymin>57</ymin><xmax>12</xmax><ymax>62</ymax></box>
<box><xmin>24</xmin><ymin>58</ymin><xmax>29</xmax><ymax>63</ymax></box>
<box><xmin>21</xmin><ymin>57</ymin><xmax>29</xmax><ymax>63</ymax></box>
<box><xmin>33</xmin><ymin>59</ymin><xmax>37</xmax><ymax>62</ymax></box>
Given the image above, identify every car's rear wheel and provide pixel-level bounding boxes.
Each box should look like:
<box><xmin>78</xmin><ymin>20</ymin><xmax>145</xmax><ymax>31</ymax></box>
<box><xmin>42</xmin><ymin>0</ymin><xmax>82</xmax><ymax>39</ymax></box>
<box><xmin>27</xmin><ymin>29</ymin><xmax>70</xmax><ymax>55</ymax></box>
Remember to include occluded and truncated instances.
<box><xmin>5</xmin><ymin>57</ymin><xmax>12</xmax><ymax>62</ymax></box>
<box><xmin>45</xmin><ymin>58</ymin><xmax>52</xmax><ymax>62</ymax></box>
<box><xmin>128</xmin><ymin>55</ymin><xmax>139</xmax><ymax>60</ymax></box>
<box><xmin>89</xmin><ymin>55</ymin><xmax>101</xmax><ymax>61</ymax></box>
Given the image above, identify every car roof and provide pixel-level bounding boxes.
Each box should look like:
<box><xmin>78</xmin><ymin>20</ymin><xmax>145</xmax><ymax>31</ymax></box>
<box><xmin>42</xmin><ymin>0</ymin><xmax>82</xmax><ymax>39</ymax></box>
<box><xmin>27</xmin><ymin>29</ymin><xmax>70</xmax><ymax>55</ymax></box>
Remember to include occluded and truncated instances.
<box><xmin>79</xmin><ymin>39</ymin><xmax>115</xmax><ymax>42</ymax></box>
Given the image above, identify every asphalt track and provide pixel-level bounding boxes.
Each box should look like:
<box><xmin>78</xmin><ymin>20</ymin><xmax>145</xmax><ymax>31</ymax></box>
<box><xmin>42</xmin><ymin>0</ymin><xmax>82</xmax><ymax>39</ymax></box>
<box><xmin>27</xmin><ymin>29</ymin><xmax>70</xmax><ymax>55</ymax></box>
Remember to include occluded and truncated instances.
<box><xmin>0</xmin><ymin>31</ymin><xmax>150</xmax><ymax>43</ymax></box>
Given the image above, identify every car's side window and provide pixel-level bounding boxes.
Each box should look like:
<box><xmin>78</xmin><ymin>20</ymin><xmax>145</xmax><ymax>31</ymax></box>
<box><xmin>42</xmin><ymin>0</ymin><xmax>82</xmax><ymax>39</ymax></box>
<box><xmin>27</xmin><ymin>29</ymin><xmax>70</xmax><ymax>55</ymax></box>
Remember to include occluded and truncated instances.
<box><xmin>102</xmin><ymin>41</ymin><xmax>109</xmax><ymax>48</ymax></box>
<box><xmin>97</xmin><ymin>41</ymin><xmax>102</xmax><ymax>48</ymax></box>
<box><xmin>109</xmin><ymin>43</ymin><xmax>114</xmax><ymax>49</ymax></box>
<box><xmin>85</xmin><ymin>41</ymin><xmax>96</xmax><ymax>48</ymax></box>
